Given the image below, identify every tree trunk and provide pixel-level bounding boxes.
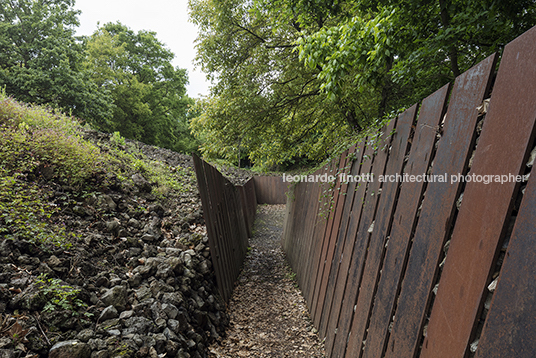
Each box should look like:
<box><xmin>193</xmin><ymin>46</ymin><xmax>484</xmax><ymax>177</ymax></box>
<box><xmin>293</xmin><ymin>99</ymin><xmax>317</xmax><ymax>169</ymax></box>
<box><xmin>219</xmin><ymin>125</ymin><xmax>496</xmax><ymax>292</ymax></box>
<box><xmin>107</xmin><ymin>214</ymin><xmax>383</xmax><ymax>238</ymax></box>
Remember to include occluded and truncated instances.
<box><xmin>439</xmin><ymin>0</ymin><xmax>461</xmax><ymax>77</ymax></box>
<box><xmin>378</xmin><ymin>56</ymin><xmax>394</xmax><ymax>119</ymax></box>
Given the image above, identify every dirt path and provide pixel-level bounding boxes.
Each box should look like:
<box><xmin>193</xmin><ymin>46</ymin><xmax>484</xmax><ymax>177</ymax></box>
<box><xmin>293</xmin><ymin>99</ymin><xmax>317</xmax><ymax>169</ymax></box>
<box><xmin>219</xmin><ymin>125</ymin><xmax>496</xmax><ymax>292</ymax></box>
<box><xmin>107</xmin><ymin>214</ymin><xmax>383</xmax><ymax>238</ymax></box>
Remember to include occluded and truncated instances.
<box><xmin>208</xmin><ymin>204</ymin><xmax>326</xmax><ymax>357</ymax></box>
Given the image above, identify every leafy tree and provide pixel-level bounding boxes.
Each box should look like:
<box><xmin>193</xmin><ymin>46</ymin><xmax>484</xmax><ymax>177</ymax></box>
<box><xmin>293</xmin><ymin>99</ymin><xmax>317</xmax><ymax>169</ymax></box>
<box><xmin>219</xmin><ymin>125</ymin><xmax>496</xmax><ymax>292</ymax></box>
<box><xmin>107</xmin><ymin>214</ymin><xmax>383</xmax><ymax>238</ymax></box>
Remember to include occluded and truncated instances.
<box><xmin>84</xmin><ymin>22</ymin><xmax>199</xmax><ymax>153</ymax></box>
<box><xmin>0</xmin><ymin>0</ymin><xmax>113</xmax><ymax>128</ymax></box>
<box><xmin>190</xmin><ymin>0</ymin><xmax>536</xmax><ymax>168</ymax></box>
<box><xmin>189</xmin><ymin>0</ymin><xmax>357</xmax><ymax>168</ymax></box>
<box><xmin>297</xmin><ymin>0</ymin><xmax>536</xmax><ymax>118</ymax></box>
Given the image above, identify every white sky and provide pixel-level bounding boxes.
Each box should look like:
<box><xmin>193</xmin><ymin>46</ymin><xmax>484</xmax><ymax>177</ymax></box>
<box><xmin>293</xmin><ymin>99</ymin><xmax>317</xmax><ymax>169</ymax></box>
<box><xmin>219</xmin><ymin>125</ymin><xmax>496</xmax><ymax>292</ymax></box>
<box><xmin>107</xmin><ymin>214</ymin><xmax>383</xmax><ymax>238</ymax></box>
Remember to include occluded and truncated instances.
<box><xmin>74</xmin><ymin>0</ymin><xmax>211</xmax><ymax>98</ymax></box>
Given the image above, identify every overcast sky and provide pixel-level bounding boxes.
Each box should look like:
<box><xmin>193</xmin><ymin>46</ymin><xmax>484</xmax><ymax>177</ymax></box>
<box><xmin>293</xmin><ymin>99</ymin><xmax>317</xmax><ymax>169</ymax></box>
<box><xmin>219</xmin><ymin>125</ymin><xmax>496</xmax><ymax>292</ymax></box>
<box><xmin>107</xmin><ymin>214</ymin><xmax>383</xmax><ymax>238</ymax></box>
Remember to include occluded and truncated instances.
<box><xmin>74</xmin><ymin>0</ymin><xmax>211</xmax><ymax>98</ymax></box>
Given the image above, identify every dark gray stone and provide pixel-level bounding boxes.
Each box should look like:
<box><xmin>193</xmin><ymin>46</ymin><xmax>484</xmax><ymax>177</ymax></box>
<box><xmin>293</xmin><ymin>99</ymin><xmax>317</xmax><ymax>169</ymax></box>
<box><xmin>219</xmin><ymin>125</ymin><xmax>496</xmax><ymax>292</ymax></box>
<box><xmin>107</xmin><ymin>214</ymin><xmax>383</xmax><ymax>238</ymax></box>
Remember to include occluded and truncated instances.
<box><xmin>76</xmin><ymin>329</ymin><xmax>95</xmax><ymax>343</ymax></box>
<box><xmin>100</xmin><ymin>285</ymin><xmax>127</xmax><ymax>311</ymax></box>
<box><xmin>49</xmin><ymin>340</ymin><xmax>90</xmax><ymax>358</ymax></box>
<box><xmin>131</xmin><ymin>174</ymin><xmax>152</xmax><ymax>193</ymax></box>
<box><xmin>122</xmin><ymin>316</ymin><xmax>154</xmax><ymax>335</ymax></box>
<box><xmin>99</xmin><ymin>305</ymin><xmax>118</xmax><ymax>321</ymax></box>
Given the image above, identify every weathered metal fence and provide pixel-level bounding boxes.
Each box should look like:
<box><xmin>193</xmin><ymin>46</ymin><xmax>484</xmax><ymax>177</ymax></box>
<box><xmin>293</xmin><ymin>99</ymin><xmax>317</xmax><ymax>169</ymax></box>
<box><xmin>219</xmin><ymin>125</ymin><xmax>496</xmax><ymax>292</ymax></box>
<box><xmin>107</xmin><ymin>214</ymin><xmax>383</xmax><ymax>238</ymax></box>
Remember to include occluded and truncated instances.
<box><xmin>192</xmin><ymin>155</ymin><xmax>254</xmax><ymax>302</ymax></box>
<box><xmin>253</xmin><ymin>176</ymin><xmax>289</xmax><ymax>204</ymax></box>
<box><xmin>193</xmin><ymin>156</ymin><xmax>289</xmax><ymax>302</ymax></box>
<box><xmin>283</xmin><ymin>26</ymin><xmax>536</xmax><ymax>357</ymax></box>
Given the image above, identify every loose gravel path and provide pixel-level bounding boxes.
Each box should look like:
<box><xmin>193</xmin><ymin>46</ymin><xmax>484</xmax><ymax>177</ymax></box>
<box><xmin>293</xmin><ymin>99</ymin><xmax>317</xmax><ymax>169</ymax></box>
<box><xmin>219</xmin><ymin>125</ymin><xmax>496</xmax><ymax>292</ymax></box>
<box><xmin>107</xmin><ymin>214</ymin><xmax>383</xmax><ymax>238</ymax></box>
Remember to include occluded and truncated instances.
<box><xmin>208</xmin><ymin>204</ymin><xmax>325</xmax><ymax>357</ymax></box>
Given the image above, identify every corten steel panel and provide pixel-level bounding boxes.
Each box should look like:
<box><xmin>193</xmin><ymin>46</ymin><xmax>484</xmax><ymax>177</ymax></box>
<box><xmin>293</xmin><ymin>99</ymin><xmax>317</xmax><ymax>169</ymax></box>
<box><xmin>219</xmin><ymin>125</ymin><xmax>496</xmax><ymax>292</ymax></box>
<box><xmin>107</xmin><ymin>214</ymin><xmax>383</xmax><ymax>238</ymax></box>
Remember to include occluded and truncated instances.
<box><xmin>284</xmin><ymin>181</ymin><xmax>302</xmax><ymax>279</ymax></box>
<box><xmin>292</xmin><ymin>184</ymin><xmax>309</xmax><ymax>289</ymax></box>
<box><xmin>346</xmin><ymin>104</ymin><xmax>417</xmax><ymax>358</ymax></box>
<box><xmin>281</xmin><ymin>185</ymin><xmax>294</xmax><ymax>249</ymax></box>
<box><xmin>307</xmin><ymin>161</ymin><xmax>339</xmax><ymax>307</ymax></box>
<box><xmin>330</xmin><ymin>119</ymin><xmax>397</xmax><ymax>358</ymax></box>
<box><xmin>312</xmin><ymin>151</ymin><xmax>350</xmax><ymax>325</ymax></box>
<box><xmin>218</xmin><ymin>171</ymin><xmax>245</xmax><ymax>295</ymax></box>
<box><xmin>293</xmin><ymin>176</ymin><xmax>315</xmax><ymax>303</ymax></box>
<box><xmin>253</xmin><ymin>176</ymin><xmax>289</xmax><ymax>204</ymax></box>
<box><xmin>205</xmin><ymin>164</ymin><xmax>232</xmax><ymax>301</ymax></box>
<box><xmin>193</xmin><ymin>155</ymin><xmax>225</xmax><ymax>300</ymax></box>
<box><xmin>302</xmin><ymin>179</ymin><xmax>324</xmax><ymax>297</ymax></box>
<box><xmin>193</xmin><ymin>155</ymin><xmax>251</xmax><ymax>303</ymax></box>
<box><xmin>221</xmin><ymin>171</ymin><xmax>248</xmax><ymax>300</ymax></box>
<box><xmin>294</xmin><ymin>181</ymin><xmax>322</xmax><ymax>292</ymax></box>
<box><xmin>475</xmin><ymin>165</ymin><xmax>536</xmax><ymax>357</ymax></box>
<box><xmin>282</xmin><ymin>179</ymin><xmax>299</xmax><ymax>256</ymax></box>
<box><xmin>325</xmin><ymin>142</ymin><xmax>375</xmax><ymax>356</ymax></box>
<box><xmin>315</xmin><ymin>148</ymin><xmax>356</xmax><ymax>329</ymax></box>
<box><xmin>281</xmin><ymin>185</ymin><xmax>294</xmax><ymax>263</ymax></box>
<box><xmin>288</xmin><ymin>184</ymin><xmax>304</xmax><ymax>286</ymax></box>
<box><xmin>225</xmin><ymin>181</ymin><xmax>248</xmax><ymax>267</ymax></box>
<box><xmin>208</xmin><ymin>167</ymin><xmax>234</xmax><ymax>301</ymax></box>
<box><xmin>290</xmin><ymin>181</ymin><xmax>313</xmax><ymax>301</ymax></box>
<box><xmin>421</xmin><ymin>26</ymin><xmax>536</xmax><ymax>358</ymax></box>
<box><xmin>238</xmin><ymin>186</ymin><xmax>249</xmax><ymax>236</ymax></box>
<box><xmin>211</xmin><ymin>168</ymin><xmax>233</xmax><ymax>301</ymax></box>
<box><xmin>303</xmin><ymin>167</ymin><xmax>328</xmax><ymax>301</ymax></box>
<box><xmin>290</xmin><ymin>180</ymin><xmax>316</xmax><ymax>302</ymax></box>
<box><xmin>239</xmin><ymin>178</ymin><xmax>257</xmax><ymax>237</ymax></box>
<box><xmin>362</xmin><ymin>84</ymin><xmax>450</xmax><ymax>358</ymax></box>
<box><xmin>196</xmin><ymin>158</ymin><xmax>228</xmax><ymax>300</ymax></box>
<box><xmin>319</xmin><ymin>143</ymin><xmax>366</xmax><ymax>337</ymax></box>
<box><xmin>307</xmin><ymin>162</ymin><xmax>337</xmax><ymax>305</ymax></box>
<box><xmin>317</xmin><ymin>145</ymin><xmax>359</xmax><ymax>335</ymax></box>
<box><xmin>384</xmin><ymin>54</ymin><xmax>497</xmax><ymax>358</ymax></box>
<box><xmin>244</xmin><ymin>179</ymin><xmax>256</xmax><ymax>234</ymax></box>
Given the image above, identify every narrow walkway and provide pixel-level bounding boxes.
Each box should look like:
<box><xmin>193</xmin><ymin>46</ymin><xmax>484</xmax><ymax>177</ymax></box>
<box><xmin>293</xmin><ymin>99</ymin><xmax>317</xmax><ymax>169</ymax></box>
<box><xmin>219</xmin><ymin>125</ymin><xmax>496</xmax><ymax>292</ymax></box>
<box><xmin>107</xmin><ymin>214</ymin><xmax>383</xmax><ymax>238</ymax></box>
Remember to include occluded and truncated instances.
<box><xmin>209</xmin><ymin>205</ymin><xmax>325</xmax><ymax>357</ymax></box>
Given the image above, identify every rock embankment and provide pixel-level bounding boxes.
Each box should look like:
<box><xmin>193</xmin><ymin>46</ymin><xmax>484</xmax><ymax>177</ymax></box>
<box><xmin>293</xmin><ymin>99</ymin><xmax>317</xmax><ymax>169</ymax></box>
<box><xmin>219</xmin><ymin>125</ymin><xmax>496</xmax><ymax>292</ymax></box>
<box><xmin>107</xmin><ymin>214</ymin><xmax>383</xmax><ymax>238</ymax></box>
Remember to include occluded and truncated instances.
<box><xmin>0</xmin><ymin>134</ymin><xmax>228</xmax><ymax>358</ymax></box>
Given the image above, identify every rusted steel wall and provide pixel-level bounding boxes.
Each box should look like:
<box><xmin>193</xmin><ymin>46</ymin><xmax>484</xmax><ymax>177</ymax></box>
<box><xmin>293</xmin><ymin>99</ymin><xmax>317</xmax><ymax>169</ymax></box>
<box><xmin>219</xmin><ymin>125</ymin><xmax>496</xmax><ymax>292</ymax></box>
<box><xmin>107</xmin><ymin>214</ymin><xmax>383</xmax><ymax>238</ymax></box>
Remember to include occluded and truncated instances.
<box><xmin>192</xmin><ymin>154</ymin><xmax>251</xmax><ymax>302</ymax></box>
<box><xmin>193</xmin><ymin>159</ymin><xmax>287</xmax><ymax>302</ymax></box>
<box><xmin>282</xmin><ymin>25</ymin><xmax>536</xmax><ymax>358</ymax></box>
<box><xmin>238</xmin><ymin>178</ymin><xmax>257</xmax><ymax>238</ymax></box>
<box><xmin>253</xmin><ymin>176</ymin><xmax>289</xmax><ymax>204</ymax></box>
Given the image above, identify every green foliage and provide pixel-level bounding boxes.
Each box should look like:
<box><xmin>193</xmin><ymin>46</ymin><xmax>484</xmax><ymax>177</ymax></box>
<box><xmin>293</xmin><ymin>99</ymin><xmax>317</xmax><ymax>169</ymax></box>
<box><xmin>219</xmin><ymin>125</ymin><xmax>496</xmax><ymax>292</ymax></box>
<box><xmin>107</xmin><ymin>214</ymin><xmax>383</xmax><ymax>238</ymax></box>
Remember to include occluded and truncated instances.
<box><xmin>297</xmin><ymin>7</ymin><xmax>396</xmax><ymax>109</ymax></box>
<box><xmin>0</xmin><ymin>0</ymin><xmax>113</xmax><ymax>129</ymax></box>
<box><xmin>189</xmin><ymin>0</ymin><xmax>353</xmax><ymax>169</ymax></box>
<box><xmin>111</xmin><ymin>131</ymin><xmax>126</xmax><ymax>147</ymax></box>
<box><xmin>0</xmin><ymin>91</ymin><xmax>114</xmax><ymax>188</ymax></box>
<box><xmin>35</xmin><ymin>274</ymin><xmax>90</xmax><ymax>317</ymax></box>
<box><xmin>83</xmin><ymin>23</ymin><xmax>200</xmax><ymax>153</ymax></box>
<box><xmin>297</xmin><ymin>0</ymin><xmax>536</xmax><ymax>117</ymax></box>
<box><xmin>131</xmin><ymin>156</ymin><xmax>192</xmax><ymax>197</ymax></box>
<box><xmin>0</xmin><ymin>1</ymin><xmax>199</xmax><ymax>154</ymax></box>
<box><xmin>112</xmin><ymin>142</ymin><xmax>195</xmax><ymax>198</ymax></box>
<box><xmin>0</xmin><ymin>92</ymin><xmax>116</xmax><ymax>249</ymax></box>
<box><xmin>0</xmin><ymin>90</ymin><xmax>196</xmax><ymax>252</ymax></box>
<box><xmin>0</xmin><ymin>171</ymin><xmax>76</xmax><ymax>249</ymax></box>
<box><xmin>190</xmin><ymin>0</ymin><xmax>536</xmax><ymax>168</ymax></box>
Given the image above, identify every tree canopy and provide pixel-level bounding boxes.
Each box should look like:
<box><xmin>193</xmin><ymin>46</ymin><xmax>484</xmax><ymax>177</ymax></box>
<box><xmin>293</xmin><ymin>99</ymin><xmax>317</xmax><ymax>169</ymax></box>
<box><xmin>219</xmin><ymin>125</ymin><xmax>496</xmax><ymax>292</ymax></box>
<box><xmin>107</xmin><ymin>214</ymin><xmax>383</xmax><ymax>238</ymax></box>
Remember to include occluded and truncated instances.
<box><xmin>189</xmin><ymin>0</ymin><xmax>536</xmax><ymax>168</ymax></box>
<box><xmin>0</xmin><ymin>0</ymin><xmax>113</xmax><ymax>127</ymax></box>
<box><xmin>84</xmin><ymin>22</ymin><xmax>198</xmax><ymax>153</ymax></box>
<box><xmin>0</xmin><ymin>0</ymin><xmax>199</xmax><ymax>153</ymax></box>
<box><xmin>190</xmin><ymin>0</ymin><xmax>355</xmax><ymax>168</ymax></box>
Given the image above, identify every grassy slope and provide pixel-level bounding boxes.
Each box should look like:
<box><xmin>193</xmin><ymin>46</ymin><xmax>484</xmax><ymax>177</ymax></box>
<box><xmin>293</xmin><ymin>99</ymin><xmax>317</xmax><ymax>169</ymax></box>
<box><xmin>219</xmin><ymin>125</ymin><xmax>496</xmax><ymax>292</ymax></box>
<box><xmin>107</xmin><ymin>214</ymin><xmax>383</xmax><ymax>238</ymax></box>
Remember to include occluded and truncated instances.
<box><xmin>0</xmin><ymin>91</ymin><xmax>195</xmax><ymax>250</ymax></box>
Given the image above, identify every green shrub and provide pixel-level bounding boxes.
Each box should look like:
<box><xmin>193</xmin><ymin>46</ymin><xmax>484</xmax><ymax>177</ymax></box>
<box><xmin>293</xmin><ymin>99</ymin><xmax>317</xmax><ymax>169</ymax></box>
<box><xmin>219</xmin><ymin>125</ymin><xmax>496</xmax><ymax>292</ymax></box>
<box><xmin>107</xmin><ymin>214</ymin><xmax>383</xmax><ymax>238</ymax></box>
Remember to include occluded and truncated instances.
<box><xmin>0</xmin><ymin>92</ymin><xmax>195</xmax><ymax>250</ymax></box>
<box><xmin>0</xmin><ymin>91</ymin><xmax>114</xmax><ymax>188</ymax></box>
<box><xmin>35</xmin><ymin>274</ymin><xmax>90</xmax><ymax>317</ymax></box>
<box><xmin>0</xmin><ymin>168</ymin><xmax>77</xmax><ymax>249</ymax></box>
